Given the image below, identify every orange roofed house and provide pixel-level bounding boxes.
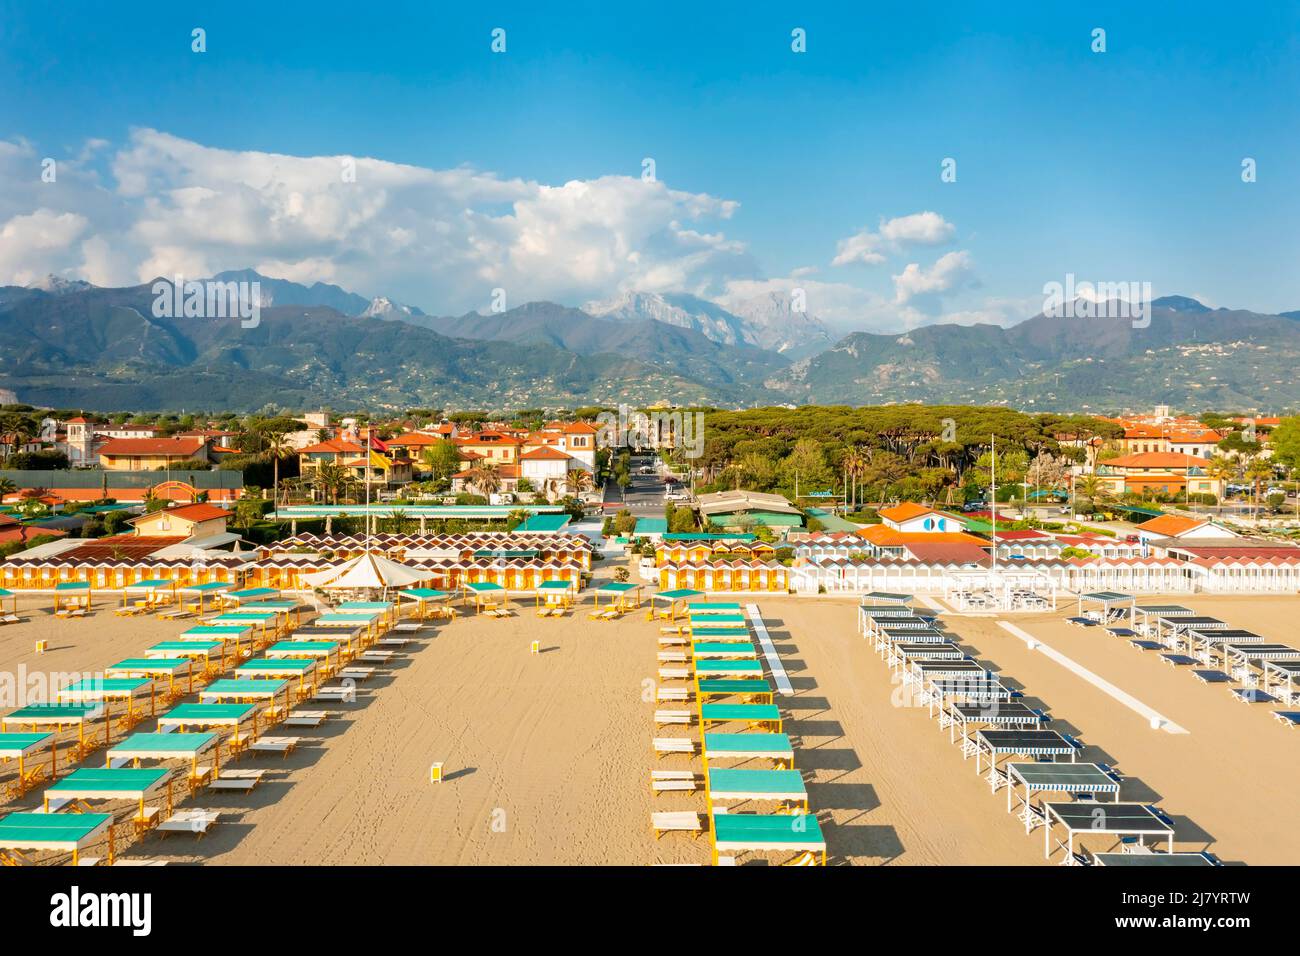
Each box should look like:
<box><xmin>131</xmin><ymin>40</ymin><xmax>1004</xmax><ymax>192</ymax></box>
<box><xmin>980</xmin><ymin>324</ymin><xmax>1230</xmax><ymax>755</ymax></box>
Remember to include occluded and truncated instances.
<box><xmin>97</xmin><ymin>437</ymin><xmax>210</xmax><ymax>471</ymax></box>
<box><xmin>855</xmin><ymin>503</ymin><xmax>989</xmax><ymax>559</ymax></box>
<box><xmin>1092</xmin><ymin>452</ymin><xmax>1224</xmax><ymax>499</ymax></box>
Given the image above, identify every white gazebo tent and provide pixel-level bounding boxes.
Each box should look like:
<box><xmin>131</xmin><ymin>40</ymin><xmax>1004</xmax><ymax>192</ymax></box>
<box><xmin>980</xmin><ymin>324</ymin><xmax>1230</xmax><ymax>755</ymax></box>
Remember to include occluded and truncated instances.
<box><xmin>300</xmin><ymin>552</ymin><xmax>430</xmax><ymax>594</ymax></box>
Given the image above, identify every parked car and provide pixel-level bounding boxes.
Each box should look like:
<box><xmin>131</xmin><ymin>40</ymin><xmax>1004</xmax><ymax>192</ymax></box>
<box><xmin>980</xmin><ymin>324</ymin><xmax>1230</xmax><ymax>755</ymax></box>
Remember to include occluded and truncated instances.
<box><xmin>664</xmin><ymin>490</ymin><xmax>691</xmax><ymax>502</ymax></box>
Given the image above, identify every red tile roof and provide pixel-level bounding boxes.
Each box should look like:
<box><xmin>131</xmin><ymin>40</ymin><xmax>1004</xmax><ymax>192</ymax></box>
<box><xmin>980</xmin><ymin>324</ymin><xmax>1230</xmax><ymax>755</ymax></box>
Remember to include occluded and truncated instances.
<box><xmin>98</xmin><ymin>438</ymin><xmax>206</xmax><ymax>457</ymax></box>
<box><xmin>1099</xmin><ymin>452</ymin><xmax>1211</xmax><ymax>469</ymax></box>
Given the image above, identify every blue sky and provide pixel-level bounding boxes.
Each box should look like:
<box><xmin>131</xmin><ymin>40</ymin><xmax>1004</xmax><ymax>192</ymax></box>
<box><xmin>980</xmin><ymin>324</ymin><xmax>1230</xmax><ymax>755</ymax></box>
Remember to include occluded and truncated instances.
<box><xmin>2</xmin><ymin>0</ymin><xmax>1298</xmax><ymax>328</ymax></box>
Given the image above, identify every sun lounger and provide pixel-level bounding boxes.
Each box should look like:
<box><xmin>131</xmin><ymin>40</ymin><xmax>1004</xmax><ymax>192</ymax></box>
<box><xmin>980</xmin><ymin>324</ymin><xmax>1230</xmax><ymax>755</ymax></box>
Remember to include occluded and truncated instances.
<box><xmin>1105</xmin><ymin>627</ymin><xmax>1137</xmax><ymax>638</ymax></box>
<box><xmin>1231</xmin><ymin>687</ymin><xmax>1276</xmax><ymax>704</ymax></box>
<box><xmin>284</xmin><ymin>710</ymin><xmax>333</xmax><ymax>727</ymax></box>
<box><xmin>392</xmin><ymin>622</ymin><xmax>424</xmax><ymax>633</ymax></box>
<box><xmin>653</xmin><ymin>737</ymin><xmax>695</xmax><ymax>757</ymax></box>
<box><xmin>1193</xmin><ymin>669</ymin><xmax>1230</xmax><ymax>684</ymax></box>
<box><xmin>658</xmin><ymin>651</ymin><xmax>688</xmax><ymax>663</ymax></box>
<box><xmin>209</xmin><ymin>768</ymin><xmax>267</xmax><ymax>791</ymax></box>
<box><xmin>651</xmin><ymin>770</ymin><xmax>697</xmax><ymax>794</ymax></box>
<box><xmin>312</xmin><ymin>686</ymin><xmax>357</xmax><ymax>702</ymax></box>
<box><xmin>656</xmin><ymin>685</ymin><xmax>690</xmax><ymax>702</ymax></box>
<box><xmin>1271</xmin><ymin>711</ymin><xmax>1300</xmax><ymax>728</ymax></box>
<box><xmin>1067</xmin><ymin>617</ymin><xmax>1098</xmax><ymax>627</ymax></box>
<box><xmin>1129</xmin><ymin>640</ymin><xmax>1162</xmax><ymax>651</ymax></box>
<box><xmin>250</xmin><ymin>736</ymin><xmax>300</xmax><ymax>756</ymax></box>
<box><xmin>377</xmin><ymin>635</ymin><xmax>411</xmax><ymax>647</ymax></box>
<box><xmin>1161</xmin><ymin>654</ymin><xmax>1197</xmax><ymax>667</ymax></box>
<box><xmin>658</xmin><ymin>667</ymin><xmax>689</xmax><ymax>680</ymax></box>
<box><xmin>651</xmin><ymin>811</ymin><xmax>704</xmax><ymax>839</ymax></box>
<box><xmin>654</xmin><ymin>709</ymin><xmax>692</xmax><ymax>725</ymax></box>
<box><xmin>358</xmin><ymin>650</ymin><xmax>394</xmax><ymax>663</ymax></box>
<box><xmin>658</xmin><ymin>635</ymin><xmax>688</xmax><ymax>646</ymax></box>
<box><xmin>158</xmin><ymin>809</ymin><xmax>220</xmax><ymax>837</ymax></box>
<box><xmin>338</xmin><ymin>667</ymin><xmax>375</xmax><ymax>680</ymax></box>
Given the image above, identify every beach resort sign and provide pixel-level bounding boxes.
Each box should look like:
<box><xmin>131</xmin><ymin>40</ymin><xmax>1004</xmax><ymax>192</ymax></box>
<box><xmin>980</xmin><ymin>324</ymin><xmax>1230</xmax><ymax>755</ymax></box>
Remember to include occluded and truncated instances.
<box><xmin>152</xmin><ymin>274</ymin><xmax>261</xmax><ymax>328</ymax></box>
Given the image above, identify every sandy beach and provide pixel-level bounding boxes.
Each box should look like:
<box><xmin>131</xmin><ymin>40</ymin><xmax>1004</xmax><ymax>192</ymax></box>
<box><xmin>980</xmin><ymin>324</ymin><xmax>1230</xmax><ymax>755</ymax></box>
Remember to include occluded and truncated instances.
<box><xmin>1</xmin><ymin>586</ymin><xmax>1297</xmax><ymax>865</ymax></box>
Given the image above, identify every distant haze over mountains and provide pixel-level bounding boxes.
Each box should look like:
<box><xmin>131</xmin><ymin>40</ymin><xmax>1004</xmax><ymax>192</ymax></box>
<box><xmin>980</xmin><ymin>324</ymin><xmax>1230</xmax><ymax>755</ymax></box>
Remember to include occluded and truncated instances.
<box><xmin>1</xmin><ymin>271</ymin><xmax>1298</xmax><ymax>413</ymax></box>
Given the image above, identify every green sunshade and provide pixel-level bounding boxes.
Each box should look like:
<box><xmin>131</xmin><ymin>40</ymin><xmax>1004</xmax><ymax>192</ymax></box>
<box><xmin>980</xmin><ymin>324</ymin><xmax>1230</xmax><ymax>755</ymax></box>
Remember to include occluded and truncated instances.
<box><xmin>400</xmin><ymin>588</ymin><xmax>448</xmax><ymax>600</ymax></box>
<box><xmin>536</xmin><ymin>580</ymin><xmax>574</xmax><ymax>591</ymax></box>
<box><xmin>653</xmin><ymin>589</ymin><xmax>703</xmax><ymax>601</ymax></box>
<box><xmin>49</xmin><ymin>766</ymin><xmax>170</xmax><ymax>794</ymax></box>
<box><xmin>201</xmin><ymin>679</ymin><xmax>290</xmax><ymax>697</ymax></box>
<box><xmin>700</xmin><ymin>704</ymin><xmax>780</xmax><ymax>722</ymax></box>
<box><xmin>697</xmin><ymin>679</ymin><xmax>771</xmax><ymax>696</ymax></box>
<box><xmin>0</xmin><ymin>733</ymin><xmax>54</xmax><ymax>756</ymax></box>
<box><xmin>4</xmin><ymin>704</ymin><xmax>101</xmax><ymax>722</ymax></box>
<box><xmin>236</xmin><ymin>658</ymin><xmax>314</xmax><ymax>673</ymax></box>
<box><xmin>713</xmin><ymin>813</ymin><xmax>825</xmax><ymax>849</ymax></box>
<box><xmin>708</xmin><ymin>768</ymin><xmax>806</xmax><ymax>796</ymax></box>
<box><xmin>108</xmin><ymin>732</ymin><xmax>218</xmax><ymax>757</ymax></box>
<box><xmin>694</xmin><ymin>660</ymin><xmax>763</xmax><ymax>676</ymax></box>
<box><xmin>107</xmin><ymin>659</ymin><xmax>191</xmax><ymax>676</ymax></box>
<box><xmin>160</xmin><ymin>703</ymin><xmax>254</xmax><ymax>722</ymax></box>
<box><xmin>54</xmin><ymin>582</ymin><xmax>90</xmax><ymax>591</ymax></box>
<box><xmin>703</xmin><ymin>732</ymin><xmax>791</xmax><ymax>756</ymax></box>
<box><xmin>596</xmin><ymin>582</ymin><xmax>640</xmax><ymax>593</ymax></box>
<box><xmin>0</xmin><ymin>812</ymin><xmax>112</xmax><ymax>848</ymax></box>
<box><xmin>465</xmin><ymin>581</ymin><xmax>505</xmax><ymax>592</ymax></box>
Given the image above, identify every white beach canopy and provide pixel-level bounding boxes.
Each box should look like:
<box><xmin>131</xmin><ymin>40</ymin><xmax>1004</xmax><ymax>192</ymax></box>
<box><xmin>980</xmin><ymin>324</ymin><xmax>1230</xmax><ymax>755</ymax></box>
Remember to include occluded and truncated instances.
<box><xmin>299</xmin><ymin>552</ymin><xmax>429</xmax><ymax>591</ymax></box>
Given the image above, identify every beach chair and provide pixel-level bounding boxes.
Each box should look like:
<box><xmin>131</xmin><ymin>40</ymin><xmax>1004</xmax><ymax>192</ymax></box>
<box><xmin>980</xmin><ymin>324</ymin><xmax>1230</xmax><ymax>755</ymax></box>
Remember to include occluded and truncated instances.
<box><xmin>588</xmin><ymin>609</ymin><xmax>618</xmax><ymax>622</ymax></box>
<box><xmin>651</xmin><ymin>811</ymin><xmax>704</xmax><ymax>839</ymax></box>
<box><xmin>653</xmin><ymin>737</ymin><xmax>695</xmax><ymax>758</ymax></box>
<box><xmin>657</xmin><ymin>651</ymin><xmax>688</xmax><ymax>664</ymax></box>
<box><xmin>159</xmin><ymin>809</ymin><xmax>220</xmax><ymax>838</ymax></box>
<box><xmin>313</xmin><ymin>686</ymin><xmax>357</xmax><ymax>703</ymax></box>
<box><xmin>377</xmin><ymin>635</ymin><xmax>412</xmax><ymax>647</ymax></box>
<box><xmin>1230</xmin><ymin>687</ymin><xmax>1276</xmax><ymax>705</ymax></box>
<box><xmin>134</xmin><ymin>806</ymin><xmax>162</xmax><ymax>837</ymax></box>
<box><xmin>358</xmin><ymin>650</ymin><xmax>395</xmax><ymax>663</ymax></box>
<box><xmin>1271</xmin><ymin>711</ymin><xmax>1300</xmax><ymax>728</ymax></box>
<box><xmin>393</xmin><ymin>622</ymin><xmax>424</xmax><ymax>633</ymax></box>
<box><xmin>658</xmin><ymin>667</ymin><xmax>689</xmax><ymax>681</ymax></box>
<box><xmin>658</xmin><ymin>635</ymin><xmax>687</xmax><ymax>647</ymax></box>
<box><xmin>339</xmin><ymin>666</ymin><xmax>376</xmax><ymax>681</ymax></box>
<box><xmin>1066</xmin><ymin>617</ymin><xmax>1097</xmax><ymax>628</ymax></box>
<box><xmin>209</xmin><ymin>768</ymin><xmax>267</xmax><ymax>792</ymax></box>
<box><xmin>659</xmin><ymin>625</ymin><xmax>686</xmax><ymax>635</ymax></box>
<box><xmin>284</xmin><ymin>710</ymin><xmax>333</xmax><ymax>727</ymax></box>
<box><xmin>654</xmin><ymin>709</ymin><xmax>692</xmax><ymax>726</ymax></box>
<box><xmin>1105</xmin><ymin>627</ymin><xmax>1137</xmax><ymax>638</ymax></box>
<box><xmin>1129</xmin><ymin>640</ymin><xmax>1162</xmax><ymax>652</ymax></box>
<box><xmin>1160</xmin><ymin>654</ymin><xmax>1197</xmax><ymax>667</ymax></box>
<box><xmin>1193</xmin><ymin>669</ymin><xmax>1230</xmax><ymax>685</ymax></box>
<box><xmin>650</xmin><ymin>770</ymin><xmax>698</xmax><ymax>794</ymax></box>
<box><xmin>656</xmin><ymin>685</ymin><xmax>690</xmax><ymax>703</ymax></box>
<box><xmin>251</xmin><ymin>736</ymin><xmax>300</xmax><ymax>757</ymax></box>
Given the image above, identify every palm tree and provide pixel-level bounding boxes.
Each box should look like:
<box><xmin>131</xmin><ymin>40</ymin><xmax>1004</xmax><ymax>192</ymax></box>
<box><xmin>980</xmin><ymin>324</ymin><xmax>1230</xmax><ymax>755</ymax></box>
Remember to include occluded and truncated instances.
<box><xmin>842</xmin><ymin>448</ymin><xmax>868</xmax><ymax>510</ymax></box>
<box><xmin>264</xmin><ymin>429</ymin><xmax>293</xmax><ymax>506</ymax></box>
<box><xmin>468</xmin><ymin>461</ymin><xmax>501</xmax><ymax>498</ymax></box>
<box><xmin>1206</xmin><ymin>455</ymin><xmax>1239</xmax><ymax>511</ymax></box>
<box><xmin>1245</xmin><ymin>457</ymin><xmax>1274</xmax><ymax>521</ymax></box>
<box><xmin>312</xmin><ymin>462</ymin><xmax>349</xmax><ymax>505</ymax></box>
<box><xmin>0</xmin><ymin>477</ymin><xmax>16</xmax><ymax>501</ymax></box>
<box><xmin>566</xmin><ymin>468</ymin><xmax>593</xmax><ymax>497</ymax></box>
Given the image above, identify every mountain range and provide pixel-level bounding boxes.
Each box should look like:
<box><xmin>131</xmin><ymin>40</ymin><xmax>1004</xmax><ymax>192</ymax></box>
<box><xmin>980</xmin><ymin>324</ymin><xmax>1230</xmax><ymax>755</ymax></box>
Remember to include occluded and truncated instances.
<box><xmin>0</xmin><ymin>270</ymin><xmax>1297</xmax><ymax>413</ymax></box>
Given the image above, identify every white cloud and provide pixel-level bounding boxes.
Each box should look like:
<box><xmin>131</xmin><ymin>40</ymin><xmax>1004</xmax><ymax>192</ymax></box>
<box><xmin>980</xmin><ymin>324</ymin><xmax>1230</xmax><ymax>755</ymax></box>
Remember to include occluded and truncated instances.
<box><xmin>0</xmin><ymin>209</ymin><xmax>89</xmax><ymax>286</ymax></box>
<box><xmin>832</xmin><ymin>211</ymin><xmax>955</xmax><ymax>267</ymax></box>
<box><xmin>0</xmin><ymin>129</ymin><xmax>755</xmax><ymax>311</ymax></box>
<box><xmin>892</xmin><ymin>250</ymin><xmax>976</xmax><ymax>307</ymax></box>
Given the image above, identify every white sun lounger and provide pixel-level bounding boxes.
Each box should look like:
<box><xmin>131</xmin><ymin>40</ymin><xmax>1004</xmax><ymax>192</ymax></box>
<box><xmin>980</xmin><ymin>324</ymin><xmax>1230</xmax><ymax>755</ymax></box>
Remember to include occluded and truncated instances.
<box><xmin>209</xmin><ymin>768</ymin><xmax>266</xmax><ymax>792</ymax></box>
<box><xmin>358</xmin><ymin>651</ymin><xmax>394</xmax><ymax>663</ymax></box>
<box><xmin>653</xmin><ymin>737</ymin><xmax>695</xmax><ymax>757</ymax></box>
<box><xmin>338</xmin><ymin>667</ymin><xmax>375</xmax><ymax>681</ymax></box>
<box><xmin>658</xmin><ymin>651</ymin><xmax>688</xmax><ymax>663</ymax></box>
<box><xmin>250</xmin><ymin>736</ymin><xmax>300</xmax><ymax>756</ymax></box>
<box><xmin>654</xmin><ymin>709</ymin><xmax>692</xmax><ymax>725</ymax></box>
<box><xmin>659</xmin><ymin>667</ymin><xmax>689</xmax><ymax>680</ymax></box>
<box><xmin>313</xmin><ymin>686</ymin><xmax>358</xmax><ymax>702</ymax></box>
<box><xmin>652</xmin><ymin>811</ymin><xmax>704</xmax><ymax>838</ymax></box>
<box><xmin>158</xmin><ymin>809</ymin><xmax>220</xmax><ymax>836</ymax></box>
<box><xmin>657</xmin><ymin>686</ymin><xmax>690</xmax><ymax>702</ymax></box>
<box><xmin>651</xmin><ymin>770</ymin><xmax>698</xmax><ymax>793</ymax></box>
<box><xmin>393</xmin><ymin>622</ymin><xmax>424</xmax><ymax>633</ymax></box>
<box><xmin>377</xmin><ymin>636</ymin><xmax>411</xmax><ymax>647</ymax></box>
<box><xmin>284</xmin><ymin>710</ymin><xmax>333</xmax><ymax>727</ymax></box>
